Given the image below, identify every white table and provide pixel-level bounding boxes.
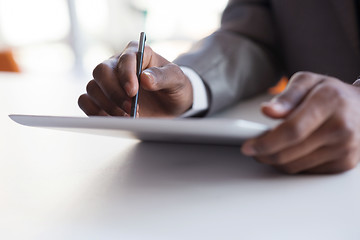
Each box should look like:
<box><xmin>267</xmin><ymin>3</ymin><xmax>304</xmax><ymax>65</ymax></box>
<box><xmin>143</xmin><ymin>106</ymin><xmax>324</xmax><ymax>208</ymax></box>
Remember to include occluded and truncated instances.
<box><xmin>1</xmin><ymin>73</ymin><xmax>359</xmax><ymax>240</ymax></box>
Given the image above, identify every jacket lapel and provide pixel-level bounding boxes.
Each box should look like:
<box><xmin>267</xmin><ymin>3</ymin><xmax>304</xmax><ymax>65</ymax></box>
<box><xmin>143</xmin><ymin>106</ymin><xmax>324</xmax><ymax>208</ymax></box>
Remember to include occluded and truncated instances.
<box><xmin>331</xmin><ymin>0</ymin><xmax>359</xmax><ymax>52</ymax></box>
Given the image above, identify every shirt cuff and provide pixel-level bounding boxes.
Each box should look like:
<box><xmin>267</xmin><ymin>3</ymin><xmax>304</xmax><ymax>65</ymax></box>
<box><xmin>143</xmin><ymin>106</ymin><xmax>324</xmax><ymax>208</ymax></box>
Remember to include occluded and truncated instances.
<box><xmin>179</xmin><ymin>66</ymin><xmax>208</xmax><ymax>117</ymax></box>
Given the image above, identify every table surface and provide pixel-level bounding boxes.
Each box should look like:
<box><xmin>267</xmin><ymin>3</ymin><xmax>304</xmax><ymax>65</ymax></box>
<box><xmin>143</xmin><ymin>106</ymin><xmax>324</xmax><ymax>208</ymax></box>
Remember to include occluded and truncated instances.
<box><xmin>1</xmin><ymin>73</ymin><xmax>360</xmax><ymax>240</ymax></box>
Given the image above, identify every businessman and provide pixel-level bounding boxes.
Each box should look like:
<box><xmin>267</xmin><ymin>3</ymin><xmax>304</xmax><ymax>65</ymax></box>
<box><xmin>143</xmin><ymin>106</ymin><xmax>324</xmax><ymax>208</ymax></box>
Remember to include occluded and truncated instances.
<box><xmin>78</xmin><ymin>0</ymin><xmax>360</xmax><ymax>174</ymax></box>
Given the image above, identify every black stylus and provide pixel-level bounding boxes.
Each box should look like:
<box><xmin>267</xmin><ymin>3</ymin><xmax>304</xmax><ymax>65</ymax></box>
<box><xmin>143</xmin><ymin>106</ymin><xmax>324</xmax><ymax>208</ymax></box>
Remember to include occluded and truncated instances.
<box><xmin>130</xmin><ymin>32</ymin><xmax>146</xmax><ymax>118</ymax></box>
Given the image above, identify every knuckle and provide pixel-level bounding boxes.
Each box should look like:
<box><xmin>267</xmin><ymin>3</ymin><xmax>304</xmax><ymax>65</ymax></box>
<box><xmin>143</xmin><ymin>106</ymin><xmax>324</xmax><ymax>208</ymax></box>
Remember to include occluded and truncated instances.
<box><xmin>92</xmin><ymin>63</ymin><xmax>108</xmax><ymax>79</ymax></box>
<box><xmin>333</xmin><ymin>116</ymin><xmax>355</xmax><ymax>141</ymax></box>
<box><xmin>291</xmin><ymin>71</ymin><xmax>312</xmax><ymax>82</ymax></box>
<box><xmin>267</xmin><ymin>153</ymin><xmax>287</xmax><ymax>165</ymax></box>
<box><xmin>317</xmin><ymin>81</ymin><xmax>346</xmax><ymax>105</ymax></box>
<box><xmin>335</xmin><ymin>144</ymin><xmax>358</xmax><ymax>172</ymax></box>
<box><xmin>319</xmin><ymin>82</ymin><xmax>339</xmax><ymax>97</ymax></box>
<box><xmin>78</xmin><ymin>94</ymin><xmax>88</xmax><ymax>107</ymax></box>
<box><xmin>168</xmin><ymin>63</ymin><xmax>180</xmax><ymax>72</ymax></box>
<box><xmin>336</xmin><ymin>96</ymin><xmax>348</xmax><ymax>109</ymax></box>
<box><xmin>86</xmin><ymin>80</ymin><xmax>98</xmax><ymax>95</ymax></box>
<box><xmin>252</xmin><ymin>140</ymin><xmax>270</xmax><ymax>155</ymax></box>
<box><xmin>324</xmin><ymin>76</ymin><xmax>339</xmax><ymax>84</ymax></box>
<box><xmin>169</xmin><ymin>63</ymin><xmax>185</xmax><ymax>82</ymax></box>
<box><xmin>283</xmin><ymin>121</ymin><xmax>305</xmax><ymax>142</ymax></box>
<box><xmin>285</xmin><ymin>83</ymin><xmax>304</xmax><ymax>92</ymax></box>
<box><xmin>343</xmin><ymin>124</ymin><xmax>355</xmax><ymax>141</ymax></box>
<box><xmin>126</xmin><ymin>40</ymin><xmax>138</xmax><ymax>48</ymax></box>
<box><xmin>343</xmin><ymin>142</ymin><xmax>357</xmax><ymax>156</ymax></box>
<box><xmin>340</xmin><ymin>157</ymin><xmax>358</xmax><ymax>172</ymax></box>
<box><xmin>119</xmin><ymin>52</ymin><xmax>133</xmax><ymax>64</ymax></box>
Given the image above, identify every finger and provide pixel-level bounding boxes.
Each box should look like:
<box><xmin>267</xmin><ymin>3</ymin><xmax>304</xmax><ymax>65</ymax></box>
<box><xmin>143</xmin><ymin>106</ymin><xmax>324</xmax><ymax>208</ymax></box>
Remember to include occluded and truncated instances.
<box><xmin>257</xmin><ymin>117</ymin><xmax>344</xmax><ymax>165</ymax></box>
<box><xmin>116</xmin><ymin>42</ymin><xmax>170</xmax><ymax>97</ymax></box>
<box><xmin>352</xmin><ymin>79</ymin><xmax>360</xmax><ymax>87</ymax></box>
<box><xmin>262</xmin><ymin>72</ymin><xmax>327</xmax><ymax>118</ymax></box>
<box><xmin>305</xmin><ymin>159</ymin><xmax>358</xmax><ymax>174</ymax></box>
<box><xmin>272</xmin><ymin>145</ymin><xmax>346</xmax><ymax>174</ymax></box>
<box><xmin>121</xmin><ymin>100</ymin><xmax>132</xmax><ymax>114</ymax></box>
<box><xmin>86</xmin><ymin>80</ymin><xmax>128</xmax><ymax>116</ymax></box>
<box><xmin>116</xmin><ymin>50</ymin><xmax>138</xmax><ymax>97</ymax></box>
<box><xmin>242</xmin><ymin>80</ymin><xmax>339</xmax><ymax>156</ymax></box>
<box><xmin>140</xmin><ymin>63</ymin><xmax>187</xmax><ymax>92</ymax></box>
<box><xmin>93</xmin><ymin>59</ymin><xmax>129</xmax><ymax>107</ymax></box>
<box><xmin>78</xmin><ymin>94</ymin><xmax>108</xmax><ymax>116</ymax></box>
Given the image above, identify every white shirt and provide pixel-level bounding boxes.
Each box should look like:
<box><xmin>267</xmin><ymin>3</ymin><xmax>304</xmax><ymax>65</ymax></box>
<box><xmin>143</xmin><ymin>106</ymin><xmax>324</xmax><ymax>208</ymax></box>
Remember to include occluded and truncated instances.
<box><xmin>180</xmin><ymin>66</ymin><xmax>209</xmax><ymax>117</ymax></box>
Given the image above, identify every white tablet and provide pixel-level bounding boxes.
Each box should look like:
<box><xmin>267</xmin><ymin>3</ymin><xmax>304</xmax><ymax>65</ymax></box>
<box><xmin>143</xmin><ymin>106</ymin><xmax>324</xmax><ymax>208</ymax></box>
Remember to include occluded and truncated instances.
<box><xmin>9</xmin><ymin>115</ymin><xmax>268</xmax><ymax>146</ymax></box>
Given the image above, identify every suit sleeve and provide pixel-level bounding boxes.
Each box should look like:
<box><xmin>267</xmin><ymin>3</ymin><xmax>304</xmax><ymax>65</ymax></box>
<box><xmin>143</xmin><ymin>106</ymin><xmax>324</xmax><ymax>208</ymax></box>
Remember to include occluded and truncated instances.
<box><xmin>173</xmin><ymin>0</ymin><xmax>283</xmax><ymax>115</ymax></box>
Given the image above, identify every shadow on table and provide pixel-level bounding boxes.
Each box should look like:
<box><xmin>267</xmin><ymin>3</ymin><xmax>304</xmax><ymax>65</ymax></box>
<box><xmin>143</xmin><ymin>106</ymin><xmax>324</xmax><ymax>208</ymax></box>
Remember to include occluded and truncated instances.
<box><xmin>64</xmin><ymin>142</ymin><xmax>286</xmax><ymax>228</ymax></box>
<box><xmin>53</xmin><ymin>141</ymin><xmax>334</xmax><ymax>239</ymax></box>
<box><xmin>111</xmin><ymin>142</ymin><xmax>282</xmax><ymax>191</ymax></box>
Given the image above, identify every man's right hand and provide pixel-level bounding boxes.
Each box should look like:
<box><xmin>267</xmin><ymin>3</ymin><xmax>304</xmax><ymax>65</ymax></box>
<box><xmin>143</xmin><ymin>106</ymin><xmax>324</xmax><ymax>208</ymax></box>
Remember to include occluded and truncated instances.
<box><xmin>78</xmin><ymin>41</ymin><xmax>194</xmax><ymax>118</ymax></box>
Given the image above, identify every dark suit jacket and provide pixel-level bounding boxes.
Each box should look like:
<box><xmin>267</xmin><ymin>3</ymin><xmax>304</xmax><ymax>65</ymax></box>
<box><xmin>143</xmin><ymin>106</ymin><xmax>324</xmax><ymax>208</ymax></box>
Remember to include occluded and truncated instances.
<box><xmin>174</xmin><ymin>0</ymin><xmax>360</xmax><ymax>115</ymax></box>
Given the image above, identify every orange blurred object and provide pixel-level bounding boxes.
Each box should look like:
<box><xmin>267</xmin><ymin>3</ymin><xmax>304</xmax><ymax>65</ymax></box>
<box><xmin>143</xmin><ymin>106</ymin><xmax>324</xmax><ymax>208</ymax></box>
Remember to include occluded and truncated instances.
<box><xmin>268</xmin><ymin>76</ymin><xmax>288</xmax><ymax>95</ymax></box>
<box><xmin>0</xmin><ymin>49</ymin><xmax>20</xmax><ymax>72</ymax></box>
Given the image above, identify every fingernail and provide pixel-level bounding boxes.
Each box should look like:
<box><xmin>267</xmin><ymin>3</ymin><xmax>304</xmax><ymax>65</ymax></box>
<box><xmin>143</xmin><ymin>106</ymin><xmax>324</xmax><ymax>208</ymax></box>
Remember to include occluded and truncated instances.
<box><xmin>267</xmin><ymin>99</ymin><xmax>289</xmax><ymax>113</ymax></box>
<box><xmin>143</xmin><ymin>71</ymin><xmax>155</xmax><ymax>85</ymax></box>
<box><xmin>241</xmin><ymin>141</ymin><xmax>257</xmax><ymax>156</ymax></box>
<box><xmin>143</xmin><ymin>71</ymin><xmax>152</xmax><ymax>77</ymax></box>
<box><xmin>271</xmin><ymin>102</ymin><xmax>286</xmax><ymax>113</ymax></box>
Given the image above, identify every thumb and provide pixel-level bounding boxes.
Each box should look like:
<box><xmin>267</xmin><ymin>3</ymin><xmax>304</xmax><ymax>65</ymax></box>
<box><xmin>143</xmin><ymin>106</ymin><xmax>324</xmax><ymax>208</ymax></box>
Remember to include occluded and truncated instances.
<box><xmin>140</xmin><ymin>64</ymin><xmax>186</xmax><ymax>92</ymax></box>
<box><xmin>261</xmin><ymin>99</ymin><xmax>292</xmax><ymax>119</ymax></box>
<box><xmin>261</xmin><ymin>72</ymin><xmax>325</xmax><ymax>119</ymax></box>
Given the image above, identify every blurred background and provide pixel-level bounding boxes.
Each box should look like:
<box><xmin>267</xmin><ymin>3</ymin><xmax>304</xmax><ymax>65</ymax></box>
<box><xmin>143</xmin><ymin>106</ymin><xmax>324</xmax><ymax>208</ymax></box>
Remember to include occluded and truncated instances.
<box><xmin>0</xmin><ymin>0</ymin><xmax>228</xmax><ymax>79</ymax></box>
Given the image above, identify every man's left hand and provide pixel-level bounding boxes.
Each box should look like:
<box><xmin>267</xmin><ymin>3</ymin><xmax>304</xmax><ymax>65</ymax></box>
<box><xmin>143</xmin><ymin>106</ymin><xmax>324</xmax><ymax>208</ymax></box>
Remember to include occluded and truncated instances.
<box><xmin>241</xmin><ymin>71</ymin><xmax>360</xmax><ymax>174</ymax></box>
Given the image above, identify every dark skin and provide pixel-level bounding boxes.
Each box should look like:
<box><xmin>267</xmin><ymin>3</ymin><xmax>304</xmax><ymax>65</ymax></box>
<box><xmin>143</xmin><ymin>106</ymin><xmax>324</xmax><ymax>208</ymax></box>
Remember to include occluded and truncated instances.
<box><xmin>79</xmin><ymin>42</ymin><xmax>360</xmax><ymax>174</ymax></box>
<box><xmin>78</xmin><ymin>41</ymin><xmax>193</xmax><ymax>118</ymax></box>
<box><xmin>242</xmin><ymin>72</ymin><xmax>360</xmax><ymax>174</ymax></box>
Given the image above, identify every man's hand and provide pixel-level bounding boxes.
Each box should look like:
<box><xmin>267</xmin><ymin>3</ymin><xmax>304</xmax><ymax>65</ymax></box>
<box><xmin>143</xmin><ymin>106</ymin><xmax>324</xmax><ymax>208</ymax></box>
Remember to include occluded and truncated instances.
<box><xmin>242</xmin><ymin>72</ymin><xmax>360</xmax><ymax>174</ymax></box>
<box><xmin>78</xmin><ymin>41</ymin><xmax>193</xmax><ymax>117</ymax></box>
